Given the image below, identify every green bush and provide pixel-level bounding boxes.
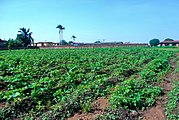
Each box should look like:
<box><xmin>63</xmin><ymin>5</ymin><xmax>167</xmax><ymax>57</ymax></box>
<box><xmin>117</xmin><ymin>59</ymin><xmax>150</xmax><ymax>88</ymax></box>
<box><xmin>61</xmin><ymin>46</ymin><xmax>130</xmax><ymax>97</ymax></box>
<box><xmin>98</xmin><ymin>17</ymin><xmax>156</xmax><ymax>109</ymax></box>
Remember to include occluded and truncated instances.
<box><xmin>149</xmin><ymin>38</ymin><xmax>160</xmax><ymax>46</ymax></box>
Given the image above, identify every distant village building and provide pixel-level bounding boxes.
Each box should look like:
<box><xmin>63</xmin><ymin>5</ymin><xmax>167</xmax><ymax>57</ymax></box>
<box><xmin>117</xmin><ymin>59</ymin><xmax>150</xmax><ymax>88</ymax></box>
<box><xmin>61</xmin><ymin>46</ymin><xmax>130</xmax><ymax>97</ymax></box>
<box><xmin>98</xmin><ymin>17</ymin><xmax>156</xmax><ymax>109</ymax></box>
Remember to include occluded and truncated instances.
<box><xmin>30</xmin><ymin>41</ymin><xmax>148</xmax><ymax>48</ymax></box>
<box><xmin>159</xmin><ymin>40</ymin><xmax>179</xmax><ymax>47</ymax></box>
<box><xmin>0</xmin><ymin>39</ymin><xmax>7</xmax><ymax>47</ymax></box>
<box><xmin>123</xmin><ymin>43</ymin><xmax>148</xmax><ymax>46</ymax></box>
<box><xmin>33</xmin><ymin>42</ymin><xmax>58</xmax><ymax>47</ymax></box>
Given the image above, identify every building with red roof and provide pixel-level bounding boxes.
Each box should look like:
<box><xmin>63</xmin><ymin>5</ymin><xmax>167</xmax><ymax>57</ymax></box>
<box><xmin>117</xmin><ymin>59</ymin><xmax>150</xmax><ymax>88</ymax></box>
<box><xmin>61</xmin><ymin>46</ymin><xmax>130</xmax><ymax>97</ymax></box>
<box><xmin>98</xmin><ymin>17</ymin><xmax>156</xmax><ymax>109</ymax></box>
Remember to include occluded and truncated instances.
<box><xmin>0</xmin><ymin>39</ymin><xmax>7</xmax><ymax>47</ymax></box>
<box><xmin>160</xmin><ymin>40</ymin><xmax>179</xmax><ymax>47</ymax></box>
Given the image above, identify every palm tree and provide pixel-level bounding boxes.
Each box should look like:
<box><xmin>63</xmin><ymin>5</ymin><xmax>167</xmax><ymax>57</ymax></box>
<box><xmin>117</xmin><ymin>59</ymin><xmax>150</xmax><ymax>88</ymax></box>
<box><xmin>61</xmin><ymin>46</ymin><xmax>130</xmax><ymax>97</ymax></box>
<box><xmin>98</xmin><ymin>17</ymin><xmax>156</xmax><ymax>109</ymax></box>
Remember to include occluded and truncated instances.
<box><xmin>17</xmin><ymin>27</ymin><xmax>34</xmax><ymax>47</ymax></box>
<box><xmin>56</xmin><ymin>25</ymin><xmax>65</xmax><ymax>45</ymax></box>
<box><xmin>71</xmin><ymin>35</ymin><xmax>76</xmax><ymax>42</ymax></box>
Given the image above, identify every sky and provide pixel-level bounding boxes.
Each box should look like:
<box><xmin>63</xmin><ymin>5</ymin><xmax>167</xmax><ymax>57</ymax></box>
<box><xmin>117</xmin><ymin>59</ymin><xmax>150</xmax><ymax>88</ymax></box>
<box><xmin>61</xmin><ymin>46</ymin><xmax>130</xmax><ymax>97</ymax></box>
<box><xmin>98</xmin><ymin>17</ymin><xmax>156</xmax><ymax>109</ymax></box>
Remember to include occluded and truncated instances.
<box><xmin>1</xmin><ymin>0</ymin><xmax>179</xmax><ymax>43</ymax></box>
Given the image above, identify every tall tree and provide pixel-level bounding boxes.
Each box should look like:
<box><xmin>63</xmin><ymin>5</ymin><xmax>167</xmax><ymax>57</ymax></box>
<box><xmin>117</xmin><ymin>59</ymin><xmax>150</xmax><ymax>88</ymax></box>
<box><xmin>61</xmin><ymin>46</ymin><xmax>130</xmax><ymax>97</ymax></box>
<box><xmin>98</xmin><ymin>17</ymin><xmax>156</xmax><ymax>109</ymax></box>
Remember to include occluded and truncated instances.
<box><xmin>71</xmin><ymin>35</ymin><xmax>76</xmax><ymax>42</ymax></box>
<box><xmin>56</xmin><ymin>25</ymin><xmax>65</xmax><ymax>45</ymax></box>
<box><xmin>17</xmin><ymin>27</ymin><xmax>34</xmax><ymax>47</ymax></box>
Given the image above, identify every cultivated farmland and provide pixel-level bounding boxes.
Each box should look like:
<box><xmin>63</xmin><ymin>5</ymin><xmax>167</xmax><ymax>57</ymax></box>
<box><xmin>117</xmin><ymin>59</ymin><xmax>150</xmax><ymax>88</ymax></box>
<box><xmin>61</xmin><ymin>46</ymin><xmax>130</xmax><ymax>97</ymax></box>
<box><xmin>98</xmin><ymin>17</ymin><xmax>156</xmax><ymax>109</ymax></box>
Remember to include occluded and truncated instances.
<box><xmin>0</xmin><ymin>47</ymin><xmax>178</xmax><ymax>120</ymax></box>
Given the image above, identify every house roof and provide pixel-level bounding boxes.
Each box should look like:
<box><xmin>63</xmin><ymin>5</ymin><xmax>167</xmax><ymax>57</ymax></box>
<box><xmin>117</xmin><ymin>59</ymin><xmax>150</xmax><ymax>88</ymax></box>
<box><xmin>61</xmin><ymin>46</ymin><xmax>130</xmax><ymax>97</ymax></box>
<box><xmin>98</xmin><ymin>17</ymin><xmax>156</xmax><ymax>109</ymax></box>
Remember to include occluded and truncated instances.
<box><xmin>0</xmin><ymin>39</ymin><xmax>7</xmax><ymax>42</ymax></box>
<box><xmin>160</xmin><ymin>40</ymin><xmax>179</xmax><ymax>44</ymax></box>
<box><xmin>37</xmin><ymin>42</ymin><xmax>54</xmax><ymax>44</ymax></box>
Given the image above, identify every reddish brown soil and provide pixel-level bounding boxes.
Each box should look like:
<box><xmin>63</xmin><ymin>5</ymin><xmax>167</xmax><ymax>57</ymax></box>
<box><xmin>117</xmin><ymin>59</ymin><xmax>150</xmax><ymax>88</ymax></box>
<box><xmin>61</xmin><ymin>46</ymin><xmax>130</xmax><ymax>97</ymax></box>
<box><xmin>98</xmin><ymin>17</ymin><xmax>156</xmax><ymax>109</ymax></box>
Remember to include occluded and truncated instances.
<box><xmin>142</xmin><ymin>54</ymin><xmax>178</xmax><ymax>120</ymax></box>
<box><xmin>0</xmin><ymin>102</ymin><xmax>6</xmax><ymax>110</ymax></box>
<box><xmin>67</xmin><ymin>97</ymin><xmax>110</xmax><ymax>120</ymax></box>
<box><xmin>142</xmin><ymin>105</ymin><xmax>166</xmax><ymax>120</ymax></box>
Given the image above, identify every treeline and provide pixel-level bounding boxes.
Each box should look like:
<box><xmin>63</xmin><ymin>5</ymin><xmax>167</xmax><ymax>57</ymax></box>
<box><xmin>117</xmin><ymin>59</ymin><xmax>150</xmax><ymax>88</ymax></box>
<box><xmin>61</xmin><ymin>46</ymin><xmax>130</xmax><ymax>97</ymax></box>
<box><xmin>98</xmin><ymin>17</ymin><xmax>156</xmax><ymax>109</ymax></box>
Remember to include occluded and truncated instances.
<box><xmin>2</xmin><ymin>27</ymin><xmax>34</xmax><ymax>49</ymax></box>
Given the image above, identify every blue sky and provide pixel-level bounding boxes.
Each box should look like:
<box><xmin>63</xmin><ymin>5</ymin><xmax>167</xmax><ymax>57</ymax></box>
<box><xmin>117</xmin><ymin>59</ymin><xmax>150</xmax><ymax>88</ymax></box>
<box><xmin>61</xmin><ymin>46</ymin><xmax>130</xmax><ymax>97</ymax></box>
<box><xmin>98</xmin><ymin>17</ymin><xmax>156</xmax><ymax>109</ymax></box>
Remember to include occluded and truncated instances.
<box><xmin>1</xmin><ymin>0</ymin><xmax>179</xmax><ymax>43</ymax></box>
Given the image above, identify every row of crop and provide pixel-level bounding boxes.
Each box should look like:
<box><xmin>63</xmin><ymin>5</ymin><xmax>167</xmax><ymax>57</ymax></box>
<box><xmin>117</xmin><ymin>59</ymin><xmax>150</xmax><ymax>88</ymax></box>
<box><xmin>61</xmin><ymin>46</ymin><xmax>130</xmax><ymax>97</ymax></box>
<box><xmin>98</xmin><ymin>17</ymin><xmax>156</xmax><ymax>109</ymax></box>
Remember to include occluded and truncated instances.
<box><xmin>0</xmin><ymin>48</ymin><xmax>145</xmax><ymax>119</ymax></box>
<box><xmin>98</xmin><ymin>54</ymin><xmax>173</xmax><ymax>119</ymax></box>
<box><xmin>0</xmin><ymin>48</ymin><xmax>174</xmax><ymax>119</ymax></box>
<box><xmin>30</xmin><ymin>50</ymin><xmax>173</xmax><ymax>119</ymax></box>
<box><xmin>166</xmin><ymin>55</ymin><xmax>179</xmax><ymax>120</ymax></box>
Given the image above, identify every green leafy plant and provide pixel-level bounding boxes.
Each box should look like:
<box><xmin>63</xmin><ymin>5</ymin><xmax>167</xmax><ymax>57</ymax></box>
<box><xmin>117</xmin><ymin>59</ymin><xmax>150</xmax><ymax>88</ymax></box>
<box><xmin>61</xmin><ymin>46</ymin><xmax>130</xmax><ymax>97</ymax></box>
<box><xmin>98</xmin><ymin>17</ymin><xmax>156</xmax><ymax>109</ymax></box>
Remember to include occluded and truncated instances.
<box><xmin>0</xmin><ymin>47</ymin><xmax>175</xmax><ymax>120</ymax></box>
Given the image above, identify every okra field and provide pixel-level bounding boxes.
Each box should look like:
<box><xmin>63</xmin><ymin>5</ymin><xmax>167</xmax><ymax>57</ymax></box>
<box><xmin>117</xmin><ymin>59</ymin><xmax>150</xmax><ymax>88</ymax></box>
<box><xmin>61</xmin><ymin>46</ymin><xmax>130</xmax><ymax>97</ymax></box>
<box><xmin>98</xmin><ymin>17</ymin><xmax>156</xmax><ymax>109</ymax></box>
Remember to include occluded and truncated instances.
<box><xmin>0</xmin><ymin>47</ymin><xmax>178</xmax><ymax>120</ymax></box>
